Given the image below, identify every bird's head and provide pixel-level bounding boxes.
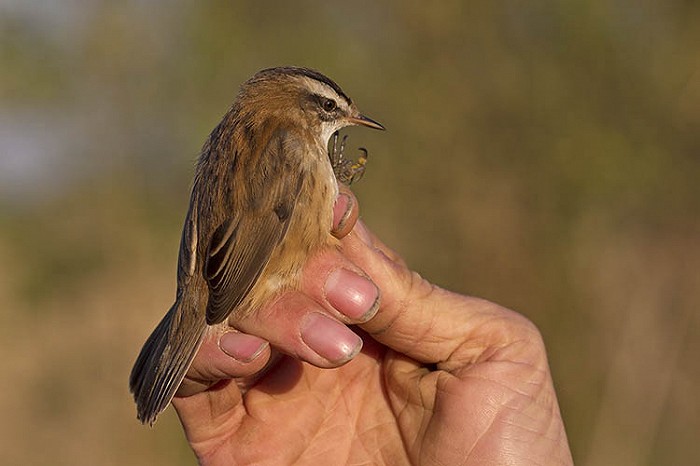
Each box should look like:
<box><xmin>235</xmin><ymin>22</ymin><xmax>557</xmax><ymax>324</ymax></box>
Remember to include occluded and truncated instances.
<box><xmin>236</xmin><ymin>66</ymin><xmax>384</xmax><ymax>144</ymax></box>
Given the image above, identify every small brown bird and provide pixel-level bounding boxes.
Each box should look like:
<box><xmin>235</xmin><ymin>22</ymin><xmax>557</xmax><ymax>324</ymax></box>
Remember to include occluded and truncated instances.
<box><xmin>129</xmin><ymin>66</ymin><xmax>384</xmax><ymax>425</ymax></box>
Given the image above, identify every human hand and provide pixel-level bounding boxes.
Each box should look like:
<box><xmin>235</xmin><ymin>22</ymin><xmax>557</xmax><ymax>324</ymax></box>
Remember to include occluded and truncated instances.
<box><xmin>171</xmin><ymin>187</ymin><xmax>574</xmax><ymax>465</ymax></box>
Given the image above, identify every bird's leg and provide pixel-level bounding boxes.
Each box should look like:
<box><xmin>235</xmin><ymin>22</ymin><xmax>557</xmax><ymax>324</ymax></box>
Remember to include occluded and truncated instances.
<box><xmin>343</xmin><ymin>148</ymin><xmax>368</xmax><ymax>184</ymax></box>
<box><xmin>329</xmin><ymin>131</ymin><xmax>348</xmax><ymax>167</ymax></box>
<box><xmin>329</xmin><ymin>131</ymin><xmax>369</xmax><ymax>185</ymax></box>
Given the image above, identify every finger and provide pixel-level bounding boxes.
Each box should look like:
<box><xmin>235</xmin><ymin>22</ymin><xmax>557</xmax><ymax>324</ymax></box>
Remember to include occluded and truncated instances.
<box><xmin>331</xmin><ymin>186</ymin><xmax>359</xmax><ymax>238</ymax></box>
<box><xmin>341</xmin><ymin>220</ymin><xmax>539</xmax><ymax>366</ymax></box>
<box><xmin>231</xmin><ymin>242</ymin><xmax>381</xmax><ymax>368</ymax></box>
<box><xmin>298</xmin><ymin>246</ymin><xmax>380</xmax><ymax>324</ymax></box>
<box><xmin>351</xmin><ymin>219</ymin><xmax>407</xmax><ymax>267</ymax></box>
<box><xmin>235</xmin><ymin>290</ymin><xmax>363</xmax><ymax>368</ymax></box>
<box><xmin>311</xmin><ymin>188</ymin><xmax>379</xmax><ymax>324</ymax></box>
<box><xmin>176</xmin><ymin>328</ymin><xmax>271</xmax><ymax>397</ymax></box>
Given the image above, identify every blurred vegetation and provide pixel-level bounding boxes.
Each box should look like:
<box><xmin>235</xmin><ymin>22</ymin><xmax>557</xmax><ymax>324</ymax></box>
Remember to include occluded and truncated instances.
<box><xmin>1</xmin><ymin>1</ymin><xmax>699</xmax><ymax>465</ymax></box>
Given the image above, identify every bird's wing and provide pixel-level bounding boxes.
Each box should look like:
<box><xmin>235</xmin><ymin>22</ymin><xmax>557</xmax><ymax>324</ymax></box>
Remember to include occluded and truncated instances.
<box><xmin>204</xmin><ymin>130</ymin><xmax>303</xmax><ymax>325</ymax></box>
<box><xmin>130</xmin><ymin>190</ymin><xmax>204</xmax><ymax>425</ymax></box>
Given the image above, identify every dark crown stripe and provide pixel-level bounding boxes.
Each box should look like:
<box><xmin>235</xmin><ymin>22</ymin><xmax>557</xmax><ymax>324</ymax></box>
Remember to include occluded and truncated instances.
<box><xmin>255</xmin><ymin>66</ymin><xmax>352</xmax><ymax>105</ymax></box>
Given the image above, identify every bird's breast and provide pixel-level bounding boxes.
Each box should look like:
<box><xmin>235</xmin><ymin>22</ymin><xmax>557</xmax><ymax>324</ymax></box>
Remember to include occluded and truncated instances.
<box><xmin>259</xmin><ymin>149</ymin><xmax>339</xmax><ymax>293</ymax></box>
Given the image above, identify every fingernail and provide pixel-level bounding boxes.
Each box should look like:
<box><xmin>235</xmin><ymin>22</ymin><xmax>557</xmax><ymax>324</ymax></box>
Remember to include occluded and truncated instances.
<box><xmin>325</xmin><ymin>269</ymin><xmax>380</xmax><ymax>321</ymax></box>
<box><xmin>301</xmin><ymin>313</ymin><xmax>362</xmax><ymax>364</ymax></box>
<box><xmin>333</xmin><ymin>193</ymin><xmax>353</xmax><ymax>232</ymax></box>
<box><xmin>219</xmin><ymin>332</ymin><xmax>268</xmax><ymax>363</ymax></box>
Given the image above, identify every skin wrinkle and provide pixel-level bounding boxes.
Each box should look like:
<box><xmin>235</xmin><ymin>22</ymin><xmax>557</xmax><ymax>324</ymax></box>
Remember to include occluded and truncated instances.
<box><xmin>395</xmin><ymin>408</ymin><xmax>421</xmax><ymax>464</ymax></box>
<box><xmin>385</xmin><ymin>288</ymin><xmax>535</xmax><ymax>378</ymax></box>
<box><xmin>380</xmin><ymin>350</ymin><xmax>415</xmax><ymax>463</ymax></box>
<box><xmin>461</xmin><ymin>405</ymin><xmax>500</xmax><ymax>463</ymax></box>
<box><xmin>395</xmin><ymin>367</ymin><xmax>434</xmax><ymax>463</ymax></box>
<box><xmin>501</xmin><ymin>414</ymin><xmax>554</xmax><ymax>441</ymax></box>
<box><xmin>441</xmin><ymin>311</ymin><xmax>542</xmax><ymax>373</ymax></box>
<box><xmin>334</xmin><ymin>365</ymin><xmax>394</xmax><ymax>464</ymax></box>
<box><xmin>351</xmin><ymin>220</ymin><xmax>407</xmax><ymax>268</ymax></box>
<box><xmin>459</xmin><ymin>370</ymin><xmax>539</xmax><ymax>402</ymax></box>
<box><xmin>347</xmin><ymin>389</ymin><xmax>379</xmax><ymax>462</ymax></box>
<box><xmin>203</xmin><ymin>395</ymin><xmax>263</xmax><ymax>463</ymax></box>
<box><xmin>410</xmin><ymin>309</ymin><xmax>451</xmax><ymax>356</ymax></box>
<box><xmin>456</xmin><ymin>366</ymin><xmax>555</xmax><ymax>465</ymax></box>
<box><xmin>429</xmin><ymin>380</ymin><xmax>480</xmax><ymax>466</ymax></box>
<box><xmin>490</xmin><ymin>331</ymin><xmax>547</xmax><ymax>373</ymax></box>
<box><xmin>191</xmin><ymin>406</ymin><xmax>241</xmax><ymax>464</ymax></box>
<box><xmin>282</xmin><ymin>398</ymin><xmax>326</xmax><ymax>465</ymax></box>
<box><xmin>431</xmin><ymin>312</ymin><xmax>517</xmax><ymax>376</ymax></box>
<box><xmin>366</xmin><ymin>298</ymin><xmax>404</xmax><ymax>337</ymax></box>
<box><xmin>237</xmin><ymin>373</ymin><xmax>324</xmax><ymax>464</ymax></box>
<box><xmin>366</xmin><ymin>421</ymin><xmax>407</xmax><ymax>463</ymax></box>
<box><xmin>499</xmin><ymin>383</ymin><xmax>566</xmax><ymax>454</ymax></box>
<box><xmin>291</xmin><ymin>369</ymin><xmax>359</xmax><ymax>464</ymax></box>
<box><xmin>386</xmin><ymin>358</ymin><xmax>425</xmax><ymax>413</ymax></box>
<box><xmin>429</xmin><ymin>368</ymin><xmax>538</xmax><ymax>464</ymax></box>
<box><xmin>339</xmin><ymin>354</ymin><xmax>404</xmax><ymax>464</ymax></box>
<box><xmin>382</xmin><ymin>358</ymin><xmax>415</xmax><ymax>460</ymax></box>
<box><xmin>369</xmin><ymin>271</ymin><xmax>437</xmax><ymax>339</ymax></box>
<box><xmin>326</xmin><ymin>375</ymin><xmax>358</xmax><ymax>463</ymax></box>
<box><xmin>502</xmin><ymin>418</ymin><xmax>544</xmax><ymax>441</ymax></box>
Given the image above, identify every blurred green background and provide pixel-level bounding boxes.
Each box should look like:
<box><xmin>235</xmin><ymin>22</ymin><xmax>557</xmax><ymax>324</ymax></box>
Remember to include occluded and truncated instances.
<box><xmin>1</xmin><ymin>1</ymin><xmax>699</xmax><ymax>464</ymax></box>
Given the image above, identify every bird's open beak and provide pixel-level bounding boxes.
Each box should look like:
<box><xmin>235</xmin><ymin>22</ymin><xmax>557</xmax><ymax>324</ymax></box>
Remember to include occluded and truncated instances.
<box><xmin>348</xmin><ymin>114</ymin><xmax>385</xmax><ymax>131</ymax></box>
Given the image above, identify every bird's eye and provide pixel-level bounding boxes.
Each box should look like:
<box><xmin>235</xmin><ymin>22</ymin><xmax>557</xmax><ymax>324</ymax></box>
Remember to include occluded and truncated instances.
<box><xmin>321</xmin><ymin>98</ymin><xmax>337</xmax><ymax>112</ymax></box>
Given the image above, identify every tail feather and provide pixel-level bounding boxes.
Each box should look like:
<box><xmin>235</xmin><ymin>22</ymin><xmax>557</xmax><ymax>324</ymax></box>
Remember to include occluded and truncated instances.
<box><xmin>129</xmin><ymin>299</ymin><xmax>205</xmax><ymax>426</ymax></box>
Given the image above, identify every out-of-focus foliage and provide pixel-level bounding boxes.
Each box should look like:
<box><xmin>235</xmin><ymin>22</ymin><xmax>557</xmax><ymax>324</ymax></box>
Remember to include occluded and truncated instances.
<box><xmin>1</xmin><ymin>1</ymin><xmax>698</xmax><ymax>464</ymax></box>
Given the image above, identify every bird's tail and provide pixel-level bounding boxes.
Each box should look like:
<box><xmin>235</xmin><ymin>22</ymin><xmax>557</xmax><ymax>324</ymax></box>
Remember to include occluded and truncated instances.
<box><xmin>129</xmin><ymin>298</ymin><xmax>206</xmax><ymax>425</ymax></box>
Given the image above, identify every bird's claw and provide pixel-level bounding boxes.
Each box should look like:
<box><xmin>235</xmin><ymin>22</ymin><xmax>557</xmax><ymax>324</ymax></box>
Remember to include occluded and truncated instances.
<box><xmin>329</xmin><ymin>131</ymin><xmax>369</xmax><ymax>185</ymax></box>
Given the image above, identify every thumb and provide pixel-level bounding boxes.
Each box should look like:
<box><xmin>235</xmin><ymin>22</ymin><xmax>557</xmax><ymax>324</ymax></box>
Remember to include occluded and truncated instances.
<box><xmin>340</xmin><ymin>221</ymin><xmax>538</xmax><ymax>368</ymax></box>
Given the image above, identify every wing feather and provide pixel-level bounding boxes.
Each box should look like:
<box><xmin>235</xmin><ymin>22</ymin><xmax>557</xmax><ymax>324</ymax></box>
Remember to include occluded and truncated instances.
<box><xmin>203</xmin><ymin>130</ymin><xmax>303</xmax><ymax>325</ymax></box>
